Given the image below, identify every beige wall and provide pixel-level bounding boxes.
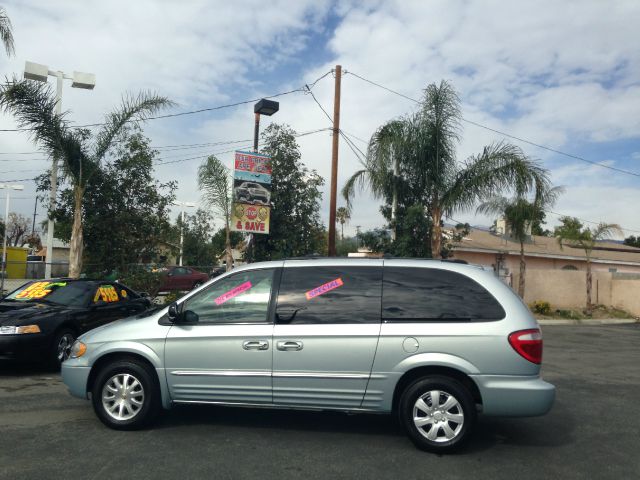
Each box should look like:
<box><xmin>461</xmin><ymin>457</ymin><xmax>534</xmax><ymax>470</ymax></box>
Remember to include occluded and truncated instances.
<box><xmin>453</xmin><ymin>250</ymin><xmax>640</xmax><ymax>274</ymax></box>
<box><xmin>452</xmin><ymin>250</ymin><xmax>640</xmax><ymax>315</ymax></box>
<box><xmin>514</xmin><ymin>270</ymin><xmax>640</xmax><ymax>316</ymax></box>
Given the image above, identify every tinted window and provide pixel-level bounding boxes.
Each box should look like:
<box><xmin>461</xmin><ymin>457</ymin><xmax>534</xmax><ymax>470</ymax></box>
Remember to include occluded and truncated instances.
<box><xmin>382</xmin><ymin>267</ymin><xmax>505</xmax><ymax>321</ymax></box>
<box><xmin>184</xmin><ymin>268</ymin><xmax>275</xmax><ymax>324</ymax></box>
<box><xmin>276</xmin><ymin>266</ymin><xmax>382</xmax><ymax>324</ymax></box>
<box><xmin>7</xmin><ymin>280</ymin><xmax>92</xmax><ymax>307</ymax></box>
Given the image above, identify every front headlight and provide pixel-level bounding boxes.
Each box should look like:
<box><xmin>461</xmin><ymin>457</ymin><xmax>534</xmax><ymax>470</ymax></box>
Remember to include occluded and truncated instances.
<box><xmin>0</xmin><ymin>325</ymin><xmax>41</xmax><ymax>334</ymax></box>
<box><xmin>69</xmin><ymin>340</ymin><xmax>87</xmax><ymax>359</ymax></box>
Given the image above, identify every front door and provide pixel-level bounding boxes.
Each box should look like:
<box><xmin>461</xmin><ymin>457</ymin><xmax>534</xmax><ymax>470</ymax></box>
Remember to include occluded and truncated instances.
<box><xmin>272</xmin><ymin>261</ymin><xmax>382</xmax><ymax>409</ymax></box>
<box><xmin>165</xmin><ymin>267</ymin><xmax>278</xmax><ymax>405</ymax></box>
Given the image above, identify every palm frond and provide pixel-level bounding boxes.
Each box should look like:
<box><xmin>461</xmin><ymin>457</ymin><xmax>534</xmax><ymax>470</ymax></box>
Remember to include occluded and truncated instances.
<box><xmin>0</xmin><ymin>8</ymin><xmax>15</xmax><ymax>57</ymax></box>
<box><xmin>198</xmin><ymin>155</ymin><xmax>232</xmax><ymax>220</ymax></box>
<box><xmin>442</xmin><ymin>141</ymin><xmax>548</xmax><ymax>215</ymax></box>
<box><xmin>341</xmin><ymin>168</ymin><xmax>371</xmax><ymax>210</ymax></box>
<box><xmin>0</xmin><ymin>77</ymin><xmax>70</xmax><ymax>156</ymax></box>
<box><xmin>475</xmin><ymin>196</ymin><xmax>509</xmax><ymax>216</ymax></box>
<box><xmin>94</xmin><ymin>91</ymin><xmax>175</xmax><ymax>161</ymax></box>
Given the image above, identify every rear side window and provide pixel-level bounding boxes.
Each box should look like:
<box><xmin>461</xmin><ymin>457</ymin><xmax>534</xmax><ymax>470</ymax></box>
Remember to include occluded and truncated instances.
<box><xmin>382</xmin><ymin>267</ymin><xmax>505</xmax><ymax>321</ymax></box>
<box><xmin>276</xmin><ymin>266</ymin><xmax>382</xmax><ymax>324</ymax></box>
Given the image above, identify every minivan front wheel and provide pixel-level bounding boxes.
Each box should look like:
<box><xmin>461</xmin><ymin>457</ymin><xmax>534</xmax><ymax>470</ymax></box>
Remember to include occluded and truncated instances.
<box><xmin>91</xmin><ymin>359</ymin><xmax>160</xmax><ymax>430</ymax></box>
<box><xmin>399</xmin><ymin>376</ymin><xmax>476</xmax><ymax>453</ymax></box>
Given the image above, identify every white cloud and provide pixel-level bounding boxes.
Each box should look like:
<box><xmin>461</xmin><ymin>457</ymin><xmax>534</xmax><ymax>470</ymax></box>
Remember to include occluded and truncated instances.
<box><xmin>1</xmin><ymin>0</ymin><xmax>639</xmax><ymax>241</ymax></box>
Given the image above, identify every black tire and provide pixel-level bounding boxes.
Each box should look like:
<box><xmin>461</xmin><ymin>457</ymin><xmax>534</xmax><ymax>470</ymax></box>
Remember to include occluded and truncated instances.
<box><xmin>398</xmin><ymin>375</ymin><xmax>476</xmax><ymax>453</ymax></box>
<box><xmin>49</xmin><ymin>329</ymin><xmax>76</xmax><ymax>370</ymax></box>
<box><xmin>192</xmin><ymin>281</ymin><xmax>203</xmax><ymax>290</ymax></box>
<box><xmin>91</xmin><ymin>359</ymin><xmax>161</xmax><ymax>430</ymax></box>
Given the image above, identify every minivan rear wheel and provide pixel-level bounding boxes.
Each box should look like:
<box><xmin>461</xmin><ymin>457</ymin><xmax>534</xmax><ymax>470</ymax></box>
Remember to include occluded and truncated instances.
<box><xmin>91</xmin><ymin>359</ymin><xmax>160</xmax><ymax>430</ymax></box>
<box><xmin>399</xmin><ymin>375</ymin><xmax>476</xmax><ymax>453</ymax></box>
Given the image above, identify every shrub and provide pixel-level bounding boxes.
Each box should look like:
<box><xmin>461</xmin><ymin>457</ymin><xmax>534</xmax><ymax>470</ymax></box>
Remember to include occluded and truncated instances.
<box><xmin>118</xmin><ymin>268</ymin><xmax>167</xmax><ymax>301</ymax></box>
<box><xmin>529</xmin><ymin>300</ymin><xmax>551</xmax><ymax>315</ymax></box>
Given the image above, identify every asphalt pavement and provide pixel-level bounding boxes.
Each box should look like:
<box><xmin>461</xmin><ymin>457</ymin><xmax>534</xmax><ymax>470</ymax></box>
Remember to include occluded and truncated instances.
<box><xmin>1</xmin><ymin>324</ymin><xmax>639</xmax><ymax>480</ymax></box>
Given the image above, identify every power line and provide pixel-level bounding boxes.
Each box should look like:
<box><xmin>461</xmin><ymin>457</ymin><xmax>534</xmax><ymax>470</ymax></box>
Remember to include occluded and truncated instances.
<box><xmin>154</xmin><ymin>128</ymin><xmax>331</xmax><ymax>166</ymax></box>
<box><xmin>0</xmin><ymin>71</ymin><xmax>333</xmax><ymax>133</ymax></box>
<box><xmin>344</xmin><ymin>70</ymin><xmax>640</xmax><ymax>178</ymax></box>
<box><xmin>305</xmin><ymin>84</ymin><xmax>369</xmax><ymax>165</ymax></box>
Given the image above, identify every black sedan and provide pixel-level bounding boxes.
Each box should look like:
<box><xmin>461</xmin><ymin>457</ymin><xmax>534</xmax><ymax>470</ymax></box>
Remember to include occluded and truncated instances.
<box><xmin>0</xmin><ymin>279</ymin><xmax>151</xmax><ymax>368</ymax></box>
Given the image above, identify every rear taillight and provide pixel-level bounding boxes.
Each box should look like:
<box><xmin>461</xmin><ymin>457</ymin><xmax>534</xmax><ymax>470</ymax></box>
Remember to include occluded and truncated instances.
<box><xmin>508</xmin><ymin>328</ymin><xmax>543</xmax><ymax>364</ymax></box>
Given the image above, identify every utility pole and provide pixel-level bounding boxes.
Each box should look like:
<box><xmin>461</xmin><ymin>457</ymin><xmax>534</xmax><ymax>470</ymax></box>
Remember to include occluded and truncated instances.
<box><xmin>31</xmin><ymin>196</ymin><xmax>38</xmax><ymax>236</ymax></box>
<box><xmin>328</xmin><ymin>65</ymin><xmax>342</xmax><ymax>257</ymax></box>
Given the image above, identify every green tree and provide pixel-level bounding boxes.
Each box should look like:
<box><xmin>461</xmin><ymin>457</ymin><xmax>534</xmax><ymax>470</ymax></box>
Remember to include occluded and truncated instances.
<box><xmin>38</xmin><ymin>128</ymin><xmax>176</xmax><ymax>273</ymax></box>
<box><xmin>357</xmin><ymin>228</ymin><xmax>392</xmax><ymax>254</ymax></box>
<box><xmin>252</xmin><ymin>124</ymin><xmax>326</xmax><ymax>260</ymax></box>
<box><xmin>477</xmin><ymin>186</ymin><xmax>563</xmax><ymax>297</ymax></box>
<box><xmin>336</xmin><ymin>206</ymin><xmax>350</xmax><ymax>240</ymax></box>
<box><xmin>198</xmin><ymin>155</ymin><xmax>233</xmax><ymax>270</ymax></box>
<box><xmin>0</xmin><ymin>78</ymin><xmax>173</xmax><ymax>276</ymax></box>
<box><xmin>211</xmin><ymin>227</ymin><xmax>244</xmax><ymax>264</ymax></box>
<box><xmin>0</xmin><ymin>7</ymin><xmax>15</xmax><ymax>57</ymax></box>
<box><xmin>555</xmin><ymin>217</ymin><xmax>623</xmax><ymax>312</ymax></box>
<box><xmin>343</xmin><ymin>80</ymin><xmax>548</xmax><ymax>258</ymax></box>
<box><xmin>623</xmin><ymin>235</ymin><xmax>640</xmax><ymax>248</ymax></box>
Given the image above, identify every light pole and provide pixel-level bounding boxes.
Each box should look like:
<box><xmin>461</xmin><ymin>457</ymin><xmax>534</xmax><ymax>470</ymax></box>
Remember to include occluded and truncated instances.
<box><xmin>1</xmin><ymin>183</ymin><xmax>24</xmax><ymax>294</ymax></box>
<box><xmin>24</xmin><ymin>61</ymin><xmax>96</xmax><ymax>279</ymax></box>
<box><xmin>253</xmin><ymin>99</ymin><xmax>279</xmax><ymax>152</ymax></box>
<box><xmin>173</xmin><ymin>200</ymin><xmax>196</xmax><ymax>266</ymax></box>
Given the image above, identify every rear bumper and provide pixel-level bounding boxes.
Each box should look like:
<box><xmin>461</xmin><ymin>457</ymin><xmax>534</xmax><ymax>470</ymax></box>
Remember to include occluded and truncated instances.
<box><xmin>61</xmin><ymin>364</ymin><xmax>91</xmax><ymax>400</ymax></box>
<box><xmin>471</xmin><ymin>374</ymin><xmax>555</xmax><ymax>416</ymax></box>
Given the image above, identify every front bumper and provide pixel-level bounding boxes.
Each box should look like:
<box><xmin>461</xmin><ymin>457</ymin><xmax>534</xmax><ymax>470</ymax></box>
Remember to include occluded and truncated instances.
<box><xmin>471</xmin><ymin>374</ymin><xmax>555</xmax><ymax>416</ymax></box>
<box><xmin>0</xmin><ymin>334</ymin><xmax>49</xmax><ymax>360</ymax></box>
<box><xmin>61</xmin><ymin>363</ymin><xmax>91</xmax><ymax>400</ymax></box>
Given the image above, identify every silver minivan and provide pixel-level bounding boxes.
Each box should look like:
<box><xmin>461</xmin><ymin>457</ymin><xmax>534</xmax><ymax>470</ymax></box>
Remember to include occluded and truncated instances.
<box><xmin>62</xmin><ymin>259</ymin><xmax>555</xmax><ymax>452</ymax></box>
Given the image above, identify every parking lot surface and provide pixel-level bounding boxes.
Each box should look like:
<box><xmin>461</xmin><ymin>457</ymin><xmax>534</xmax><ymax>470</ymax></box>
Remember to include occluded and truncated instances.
<box><xmin>1</xmin><ymin>324</ymin><xmax>638</xmax><ymax>480</ymax></box>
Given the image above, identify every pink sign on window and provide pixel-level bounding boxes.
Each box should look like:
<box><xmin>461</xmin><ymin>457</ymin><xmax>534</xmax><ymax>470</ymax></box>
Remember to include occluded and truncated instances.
<box><xmin>215</xmin><ymin>281</ymin><xmax>252</xmax><ymax>305</ymax></box>
<box><xmin>305</xmin><ymin>278</ymin><xmax>344</xmax><ymax>300</ymax></box>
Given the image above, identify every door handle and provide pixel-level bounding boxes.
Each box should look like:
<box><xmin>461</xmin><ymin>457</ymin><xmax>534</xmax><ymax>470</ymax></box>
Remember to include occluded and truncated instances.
<box><xmin>242</xmin><ymin>340</ymin><xmax>269</xmax><ymax>351</ymax></box>
<box><xmin>276</xmin><ymin>340</ymin><xmax>303</xmax><ymax>351</ymax></box>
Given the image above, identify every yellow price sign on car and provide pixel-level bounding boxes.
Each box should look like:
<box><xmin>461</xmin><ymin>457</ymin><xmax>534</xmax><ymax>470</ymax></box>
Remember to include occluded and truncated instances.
<box><xmin>94</xmin><ymin>285</ymin><xmax>119</xmax><ymax>303</ymax></box>
<box><xmin>15</xmin><ymin>281</ymin><xmax>67</xmax><ymax>300</ymax></box>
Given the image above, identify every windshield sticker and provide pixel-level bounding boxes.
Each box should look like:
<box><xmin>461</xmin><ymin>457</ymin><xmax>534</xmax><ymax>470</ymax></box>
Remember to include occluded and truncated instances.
<box><xmin>15</xmin><ymin>281</ymin><xmax>67</xmax><ymax>300</ymax></box>
<box><xmin>215</xmin><ymin>281</ymin><xmax>252</xmax><ymax>305</ymax></box>
<box><xmin>121</xmin><ymin>289</ymin><xmax>128</xmax><ymax>298</ymax></box>
<box><xmin>305</xmin><ymin>278</ymin><xmax>344</xmax><ymax>300</ymax></box>
<box><xmin>94</xmin><ymin>285</ymin><xmax>119</xmax><ymax>303</ymax></box>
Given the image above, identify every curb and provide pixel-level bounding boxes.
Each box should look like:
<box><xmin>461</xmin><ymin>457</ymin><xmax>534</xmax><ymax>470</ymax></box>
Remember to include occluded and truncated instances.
<box><xmin>538</xmin><ymin>318</ymin><xmax>639</xmax><ymax>326</ymax></box>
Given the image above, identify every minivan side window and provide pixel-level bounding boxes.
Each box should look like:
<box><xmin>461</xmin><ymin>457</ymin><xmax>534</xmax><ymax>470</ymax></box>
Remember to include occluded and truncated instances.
<box><xmin>382</xmin><ymin>267</ymin><xmax>505</xmax><ymax>321</ymax></box>
<box><xmin>276</xmin><ymin>266</ymin><xmax>382</xmax><ymax>324</ymax></box>
<box><xmin>183</xmin><ymin>268</ymin><xmax>275</xmax><ymax>324</ymax></box>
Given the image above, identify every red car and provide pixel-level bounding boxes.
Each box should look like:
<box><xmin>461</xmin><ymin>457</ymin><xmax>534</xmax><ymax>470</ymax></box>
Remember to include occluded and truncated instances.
<box><xmin>159</xmin><ymin>266</ymin><xmax>209</xmax><ymax>292</ymax></box>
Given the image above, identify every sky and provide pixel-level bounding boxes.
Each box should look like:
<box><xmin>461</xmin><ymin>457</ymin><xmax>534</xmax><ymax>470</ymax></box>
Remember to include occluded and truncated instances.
<box><xmin>1</xmin><ymin>0</ymin><xmax>639</xmax><ymax>239</ymax></box>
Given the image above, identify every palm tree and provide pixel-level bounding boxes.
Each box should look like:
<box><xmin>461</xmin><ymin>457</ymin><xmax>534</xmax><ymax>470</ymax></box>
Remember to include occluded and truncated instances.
<box><xmin>344</xmin><ymin>80</ymin><xmax>549</xmax><ymax>258</ymax></box>
<box><xmin>342</xmin><ymin>120</ymin><xmax>405</xmax><ymax>238</ymax></box>
<box><xmin>477</xmin><ymin>185</ymin><xmax>563</xmax><ymax>298</ymax></box>
<box><xmin>335</xmin><ymin>206</ymin><xmax>350</xmax><ymax>241</ymax></box>
<box><xmin>198</xmin><ymin>155</ymin><xmax>233</xmax><ymax>271</ymax></box>
<box><xmin>0</xmin><ymin>78</ymin><xmax>173</xmax><ymax>277</ymax></box>
<box><xmin>0</xmin><ymin>7</ymin><xmax>15</xmax><ymax>57</ymax></box>
<box><xmin>557</xmin><ymin>222</ymin><xmax>622</xmax><ymax>312</ymax></box>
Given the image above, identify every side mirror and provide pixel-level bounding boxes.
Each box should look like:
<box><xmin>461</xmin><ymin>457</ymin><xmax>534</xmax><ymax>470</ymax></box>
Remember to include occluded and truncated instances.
<box><xmin>183</xmin><ymin>310</ymin><xmax>199</xmax><ymax>324</ymax></box>
<box><xmin>167</xmin><ymin>302</ymin><xmax>179</xmax><ymax>320</ymax></box>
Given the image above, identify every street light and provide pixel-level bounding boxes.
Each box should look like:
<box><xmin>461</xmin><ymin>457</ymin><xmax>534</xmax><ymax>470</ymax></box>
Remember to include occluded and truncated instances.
<box><xmin>0</xmin><ymin>183</ymin><xmax>24</xmax><ymax>294</ymax></box>
<box><xmin>253</xmin><ymin>99</ymin><xmax>279</xmax><ymax>152</ymax></box>
<box><xmin>24</xmin><ymin>61</ymin><xmax>96</xmax><ymax>279</ymax></box>
<box><xmin>173</xmin><ymin>200</ymin><xmax>196</xmax><ymax>266</ymax></box>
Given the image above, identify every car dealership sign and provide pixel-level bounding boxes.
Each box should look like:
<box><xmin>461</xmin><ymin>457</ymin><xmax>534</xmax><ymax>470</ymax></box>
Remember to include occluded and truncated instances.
<box><xmin>231</xmin><ymin>151</ymin><xmax>271</xmax><ymax>234</ymax></box>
